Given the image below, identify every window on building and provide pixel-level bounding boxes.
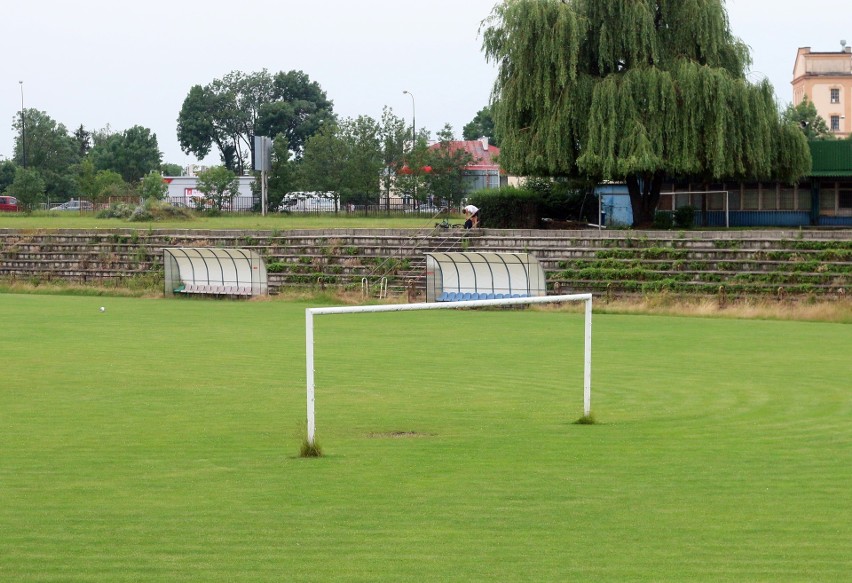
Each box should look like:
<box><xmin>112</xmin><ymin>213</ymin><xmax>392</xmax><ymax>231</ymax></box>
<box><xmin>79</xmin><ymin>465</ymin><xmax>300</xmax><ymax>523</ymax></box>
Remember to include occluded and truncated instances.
<box><xmin>728</xmin><ymin>187</ymin><xmax>741</xmax><ymax>211</ymax></box>
<box><xmin>796</xmin><ymin>183</ymin><xmax>812</xmax><ymax>211</ymax></box>
<box><xmin>674</xmin><ymin>191</ymin><xmax>692</xmax><ymax>209</ymax></box>
<box><xmin>707</xmin><ymin>192</ymin><xmax>725</xmax><ymax>210</ymax></box>
<box><xmin>831</xmin><ymin>116</ymin><xmax>841</xmax><ymax>131</ymax></box>
<box><xmin>779</xmin><ymin>186</ymin><xmax>795</xmax><ymax>210</ymax></box>
<box><xmin>820</xmin><ymin>183</ymin><xmax>836</xmax><ymax>211</ymax></box>
<box><xmin>742</xmin><ymin>185</ymin><xmax>760</xmax><ymax>210</ymax></box>
<box><xmin>761</xmin><ymin>184</ymin><xmax>779</xmax><ymax>210</ymax></box>
<box><xmin>657</xmin><ymin>193</ymin><xmax>674</xmax><ymax>211</ymax></box>
<box><xmin>830</xmin><ymin>88</ymin><xmax>840</xmax><ymax>104</ymax></box>
<box><xmin>839</xmin><ymin>182</ymin><xmax>852</xmax><ymax>210</ymax></box>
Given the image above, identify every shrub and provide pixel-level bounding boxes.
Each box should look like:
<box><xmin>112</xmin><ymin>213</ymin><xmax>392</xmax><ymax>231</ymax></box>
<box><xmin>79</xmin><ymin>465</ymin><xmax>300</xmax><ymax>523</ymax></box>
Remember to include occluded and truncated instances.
<box><xmin>147</xmin><ymin>201</ymin><xmax>194</xmax><ymax>221</ymax></box>
<box><xmin>468</xmin><ymin>187</ymin><xmax>542</xmax><ymax>229</ymax></box>
<box><xmin>98</xmin><ymin>203</ymin><xmax>136</xmax><ymax>219</ymax></box>
<box><xmin>673</xmin><ymin>206</ymin><xmax>696</xmax><ymax>229</ymax></box>
<box><xmin>653</xmin><ymin>211</ymin><xmax>674</xmax><ymax>229</ymax></box>
<box><xmin>98</xmin><ymin>200</ymin><xmax>193</xmax><ymax>222</ymax></box>
<box><xmin>524</xmin><ymin>177</ymin><xmax>597</xmax><ymax>222</ymax></box>
<box><xmin>128</xmin><ymin>206</ymin><xmax>155</xmax><ymax>222</ymax></box>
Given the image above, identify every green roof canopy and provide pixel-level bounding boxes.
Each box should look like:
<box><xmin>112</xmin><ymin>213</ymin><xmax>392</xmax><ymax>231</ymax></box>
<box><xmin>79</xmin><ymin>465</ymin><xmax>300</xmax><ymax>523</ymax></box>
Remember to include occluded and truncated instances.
<box><xmin>809</xmin><ymin>141</ymin><xmax>852</xmax><ymax>177</ymax></box>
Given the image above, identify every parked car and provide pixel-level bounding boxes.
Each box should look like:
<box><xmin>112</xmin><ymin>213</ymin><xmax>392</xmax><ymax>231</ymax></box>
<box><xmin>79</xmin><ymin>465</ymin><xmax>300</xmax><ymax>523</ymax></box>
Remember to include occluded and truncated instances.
<box><xmin>404</xmin><ymin>204</ymin><xmax>446</xmax><ymax>214</ymax></box>
<box><xmin>0</xmin><ymin>195</ymin><xmax>19</xmax><ymax>212</ymax></box>
<box><xmin>51</xmin><ymin>200</ymin><xmax>94</xmax><ymax>212</ymax></box>
<box><xmin>278</xmin><ymin>197</ymin><xmax>337</xmax><ymax>212</ymax></box>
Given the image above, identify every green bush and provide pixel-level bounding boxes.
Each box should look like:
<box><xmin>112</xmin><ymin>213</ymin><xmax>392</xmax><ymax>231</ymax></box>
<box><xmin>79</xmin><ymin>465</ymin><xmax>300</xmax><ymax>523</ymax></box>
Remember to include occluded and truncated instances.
<box><xmin>147</xmin><ymin>201</ymin><xmax>194</xmax><ymax>221</ymax></box>
<box><xmin>128</xmin><ymin>206</ymin><xmax>155</xmax><ymax>222</ymax></box>
<box><xmin>98</xmin><ymin>203</ymin><xmax>136</xmax><ymax>219</ymax></box>
<box><xmin>524</xmin><ymin>177</ymin><xmax>597</xmax><ymax>222</ymax></box>
<box><xmin>97</xmin><ymin>200</ymin><xmax>193</xmax><ymax>222</ymax></box>
<box><xmin>673</xmin><ymin>206</ymin><xmax>696</xmax><ymax>229</ymax></box>
<box><xmin>468</xmin><ymin>187</ymin><xmax>542</xmax><ymax>229</ymax></box>
<box><xmin>653</xmin><ymin>211</ymin><xmax>674</xmax><ymax>229</ymax></box>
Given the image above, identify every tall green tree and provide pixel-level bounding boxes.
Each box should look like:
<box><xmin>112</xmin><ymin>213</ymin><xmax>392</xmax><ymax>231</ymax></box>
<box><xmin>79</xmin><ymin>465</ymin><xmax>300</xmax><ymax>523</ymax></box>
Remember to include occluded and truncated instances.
<box><xmin>340</xmin><ymin>116</ymin><xmax>383</xmax><ymax>205</ymax></box>
<box><xmin>462</xmin><ymin>105</ymin><xmax>500</xmax><ymax>147</ymax></box>
<box><xmin>177</xmin><ymin>69</ymin><xmax>334</xmax><ymax>174</ymax></box>
<box><xmin>395</xmin><ymin>132</ymin><xmax>432</xmax><ymax>205</ymax></box>
<box><xmin>12</xmin><ymin>109</ymin><xmax>80</xmax><ymax>201</ymax></box>
<box><xmin>6</xmin><ymin>167</ymin><xmax>46</xmax><ymax>211</ymax></box>
<box><xmin>256</xmin><ymin>71</ymin><xmax>335</xmax><ymax>160</ymax></box>
<box><xmin>195</xmin><ymin>166</ymin><xmax>239</xmax><ymax>211</ymax></box>
<box><xmin>74</xmin><ymin>158</ymin><xmax>98</xmax><ymax>200</ymax></box>
<box><xmin>93</xmin><ymin>170</ymin><xmax>130</xmax><ymax>202</ymax></box>
<box><xmin>73</xmin><ymin>125</ymin><xmax>92</xmax><ymax>158</ymax></box>
<box><xmin>0</xmin><ymin>160</ymin><xmax>17</xmax><ymax>194</ymax></box>
<box><xmin>161</xmin><ymin>163</ymin><xmax>184</xmax><ymax>176</ymax></box>
<box><xmin>89</xmin><ymin>125</ymin><xmax>162</xmax><ymax>183</ymax></box>
<box><xmin>378</xmin><ymin>108</ymin><xmax>409</xmax><ymax>208</ymax></box>
<box><xmin>424</xmin><ymin>124</ymin><xmax>475</xmax><ymax>206</ymax></box>
<box><xmin>300</xmin><ymin>116</ymin><xmax>383</xmax><ymax>209</ymax></box>
<box><xmin>140</xmin><ymin>170</ymin><xmax>168</xmax><ymax>200</ymax></box>
<box><xmin>265</xmin><ymin>135</ymin><xmax>297</xmax><ymax>212</ymax></box>
<box><xmin>299</xmin><ymin>123</ymin><xmax>349</xmax><ymax>210</ymax></box>
<box><xmin>782</xmin><ymin>96</ymin><xmax>833</xmax><ymax>140</ymax></box>
<box><xmin>483</xmin><ymin>0</ymin><xmax>811</xmax><ymax>226</ymax></box>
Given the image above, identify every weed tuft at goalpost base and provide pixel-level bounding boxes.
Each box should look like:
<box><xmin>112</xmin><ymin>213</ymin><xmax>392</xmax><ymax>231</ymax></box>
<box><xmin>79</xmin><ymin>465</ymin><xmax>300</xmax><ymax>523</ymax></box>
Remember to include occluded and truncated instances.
<box><xmin>300</xmin><ymin>437</ymin><xmax>323</xmax><ymax>458</ymax></box>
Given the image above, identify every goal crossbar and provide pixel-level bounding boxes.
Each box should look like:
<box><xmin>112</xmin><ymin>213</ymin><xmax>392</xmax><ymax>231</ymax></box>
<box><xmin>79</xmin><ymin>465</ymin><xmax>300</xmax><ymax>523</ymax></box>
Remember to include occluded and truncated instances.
<box><xmin>305</xmin><ymin>293</ymin><xmax>593</xmax><ymax>445</ymax></box>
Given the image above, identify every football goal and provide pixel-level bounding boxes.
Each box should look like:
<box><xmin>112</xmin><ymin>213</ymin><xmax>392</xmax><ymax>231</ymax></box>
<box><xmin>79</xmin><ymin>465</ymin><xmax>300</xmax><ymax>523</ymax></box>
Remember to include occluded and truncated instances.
<box><xmin>304</xmin><ymin>293</ymin><xmax>593</xmax><ymax>446</ymax></box>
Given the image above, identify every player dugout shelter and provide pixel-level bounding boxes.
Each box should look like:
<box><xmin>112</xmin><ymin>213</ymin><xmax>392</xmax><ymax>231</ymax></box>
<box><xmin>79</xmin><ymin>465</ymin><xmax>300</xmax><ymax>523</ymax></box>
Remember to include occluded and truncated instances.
<box><xmin>164</xmin><ymin>248</ymin><xmax>268</xmax><ymax>297</ymax></box>
<box><xmin>425</xmin><ymin>252</ymin><xmax>547</xmax><ymax>302</ymax></box>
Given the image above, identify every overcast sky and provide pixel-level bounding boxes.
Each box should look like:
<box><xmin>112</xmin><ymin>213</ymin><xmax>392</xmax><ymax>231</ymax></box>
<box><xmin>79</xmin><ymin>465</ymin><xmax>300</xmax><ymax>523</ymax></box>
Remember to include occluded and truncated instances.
<box><xmin>2</xmin><ymin>0</ymin><xmax>849</xmax><ymax>168</ymax></box>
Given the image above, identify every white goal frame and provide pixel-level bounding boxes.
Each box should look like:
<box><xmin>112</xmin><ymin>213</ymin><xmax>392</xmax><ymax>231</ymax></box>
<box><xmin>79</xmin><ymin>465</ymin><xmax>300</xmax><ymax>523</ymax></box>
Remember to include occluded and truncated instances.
<box><xmin>305</xmin><ymin>293</ymin><xmax>593</xmax><ymax>445</ymax></box>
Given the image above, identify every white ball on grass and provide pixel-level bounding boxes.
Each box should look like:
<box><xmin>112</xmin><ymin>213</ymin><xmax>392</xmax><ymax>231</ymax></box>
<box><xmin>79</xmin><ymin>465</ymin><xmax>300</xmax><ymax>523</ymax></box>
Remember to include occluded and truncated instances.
<box><xmin>99</xmin><ymin>306</ymin><xmax>106</xmax><ymax>312</ymax></box>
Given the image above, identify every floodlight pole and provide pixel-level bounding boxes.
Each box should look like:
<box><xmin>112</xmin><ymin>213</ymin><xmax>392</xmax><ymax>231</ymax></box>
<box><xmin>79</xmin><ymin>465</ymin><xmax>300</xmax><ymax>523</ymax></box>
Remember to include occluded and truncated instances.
<box><xmin>403</xmin><ymin>90</ymin><xmax>416</xmax><ymax>205</ymax></box>
<box><xmin>19</xmin><ymin>81</ymin><xmax>27</xmax><ymax>168</ymax></box>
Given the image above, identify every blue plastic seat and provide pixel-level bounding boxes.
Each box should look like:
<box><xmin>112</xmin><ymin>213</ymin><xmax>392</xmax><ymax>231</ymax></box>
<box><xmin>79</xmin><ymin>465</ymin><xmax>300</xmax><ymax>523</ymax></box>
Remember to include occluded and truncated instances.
<box><xmin>462</xmin><ymin>293</ymin><xmax>472</xmax><ymax>301</ymax></box>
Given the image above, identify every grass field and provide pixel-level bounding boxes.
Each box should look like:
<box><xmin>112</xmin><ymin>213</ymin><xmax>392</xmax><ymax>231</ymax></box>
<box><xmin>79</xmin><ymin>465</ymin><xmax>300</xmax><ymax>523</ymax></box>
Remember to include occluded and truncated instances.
<box><xmin>0</xmin><ymin>212</ymin><xmax>446</xmax><ymax>231</ymax></box>
<box><xmin>1</xmin><ymin>293</ymin><xmax>850</xmax><ymax>581</ymax></box>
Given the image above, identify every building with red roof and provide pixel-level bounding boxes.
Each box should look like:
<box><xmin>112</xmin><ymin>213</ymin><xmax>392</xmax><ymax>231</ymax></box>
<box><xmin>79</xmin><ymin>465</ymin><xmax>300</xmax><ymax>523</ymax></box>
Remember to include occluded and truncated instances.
<box><xmin>428</xmin><ymin>137</ymin><xmax>506</xmax><ymax>192</ymax></box>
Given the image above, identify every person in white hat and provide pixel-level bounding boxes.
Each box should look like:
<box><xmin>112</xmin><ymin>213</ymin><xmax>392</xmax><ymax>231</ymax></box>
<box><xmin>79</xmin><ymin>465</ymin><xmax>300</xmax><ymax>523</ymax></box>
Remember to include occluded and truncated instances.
<box><xmin>463</xmin><ymin>204</ymin><xmax>479</xmax><ymax>229</ymax></box>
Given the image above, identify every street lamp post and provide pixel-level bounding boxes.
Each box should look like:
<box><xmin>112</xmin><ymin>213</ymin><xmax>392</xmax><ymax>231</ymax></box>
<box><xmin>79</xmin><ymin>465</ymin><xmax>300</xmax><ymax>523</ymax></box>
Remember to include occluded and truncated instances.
<box><xmin>19</xmin><ymin>81</ymin><xmax>26</xmax><ymax>168</ymax></box>
<box><xmin>402</xmin><ymin>90</ymin><xmax>416</xmax><ymax>149</ymax></box>
<box><xmin>402</xmin><ymin>90</ymin><xmax>416</xmax><ymax>206</ymax></box>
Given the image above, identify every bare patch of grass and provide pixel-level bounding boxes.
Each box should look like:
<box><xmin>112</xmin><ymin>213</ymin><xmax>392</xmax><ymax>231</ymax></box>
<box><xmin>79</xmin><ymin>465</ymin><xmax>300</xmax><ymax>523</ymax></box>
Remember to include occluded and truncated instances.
<box><xmin>367</xmin><ymin>431</ymin><xmax>435</xmax><ymax>439</ymax></box>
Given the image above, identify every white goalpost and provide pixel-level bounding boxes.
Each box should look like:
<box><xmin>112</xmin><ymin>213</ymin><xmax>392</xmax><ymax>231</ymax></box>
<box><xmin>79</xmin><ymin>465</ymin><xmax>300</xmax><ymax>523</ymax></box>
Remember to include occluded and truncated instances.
<box><xmin>304</xmin><ymin>293</ymin><xmax>593</xmax><ymax>446</ymax></box>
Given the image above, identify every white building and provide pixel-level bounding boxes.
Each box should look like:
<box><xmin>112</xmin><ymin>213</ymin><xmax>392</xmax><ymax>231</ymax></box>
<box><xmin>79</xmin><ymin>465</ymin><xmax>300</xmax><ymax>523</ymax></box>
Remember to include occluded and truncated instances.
<box><xmin>163</xmin><ymin>176</ymin><xmax>256</xmax><ymax>210</ymax></box>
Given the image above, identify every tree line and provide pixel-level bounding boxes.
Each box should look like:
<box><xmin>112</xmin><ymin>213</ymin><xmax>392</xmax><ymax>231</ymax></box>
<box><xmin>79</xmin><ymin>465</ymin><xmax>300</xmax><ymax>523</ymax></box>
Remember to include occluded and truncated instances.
<box><xmin>176</xmin><ymin>68</ymin><xmax>483</xmax><ymax>212</ymax></box>
<box><xmin>3</xmin><ymin>112</ymin><xmax>173</xmax><ymax>210</ymax></box>
<box><xmin>2</xmin><ymin>67</ymin><xmax>492</xmax><ymax>213</ymax></box>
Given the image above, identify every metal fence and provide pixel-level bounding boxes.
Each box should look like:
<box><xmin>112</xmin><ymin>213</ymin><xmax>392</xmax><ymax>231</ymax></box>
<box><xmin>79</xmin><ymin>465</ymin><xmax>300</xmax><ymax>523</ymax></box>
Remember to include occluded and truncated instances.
<box><xmin>164</xmin><ymin>197</ymin><xmax>457</xmax><ymax>215</ymax></box>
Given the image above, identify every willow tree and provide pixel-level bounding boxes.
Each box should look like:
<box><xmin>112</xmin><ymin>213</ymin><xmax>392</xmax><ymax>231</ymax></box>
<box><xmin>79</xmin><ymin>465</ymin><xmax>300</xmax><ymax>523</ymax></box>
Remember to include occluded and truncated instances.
<box><xmin>483</xmin><ymin>0</ymin><xmax>811</xmax><ymax>226</ymax></box>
